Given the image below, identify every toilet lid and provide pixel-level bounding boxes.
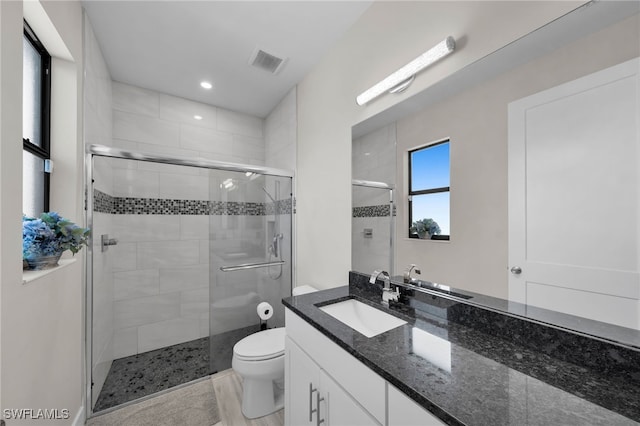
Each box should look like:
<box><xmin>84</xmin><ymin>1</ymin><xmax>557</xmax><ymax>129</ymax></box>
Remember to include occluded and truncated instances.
<box><xmin>234</xmin><ymin>327</ymin><xmax>285</xmax><ymax>361</ymax></box>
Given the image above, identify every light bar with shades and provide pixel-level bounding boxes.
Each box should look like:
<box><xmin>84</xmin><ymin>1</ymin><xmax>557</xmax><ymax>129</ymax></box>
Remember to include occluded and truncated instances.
<box><xmin>356</xmin><ymin>36</ymin><xmax>456</xmax><ymax>106</ymax></box>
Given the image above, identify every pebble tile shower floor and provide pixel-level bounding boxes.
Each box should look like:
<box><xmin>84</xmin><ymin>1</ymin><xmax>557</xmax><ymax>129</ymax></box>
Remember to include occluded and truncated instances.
<box><xmin>94</xmin><ymin>325</ymin><xmax>258</xmax><ymax>412</ymax></box>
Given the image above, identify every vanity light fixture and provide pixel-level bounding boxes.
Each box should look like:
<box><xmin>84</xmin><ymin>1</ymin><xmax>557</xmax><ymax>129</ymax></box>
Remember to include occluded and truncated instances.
<box><xmin>200</xmin><ymin>81</ymin><xmax>213</xmax><ymax>89</ymax></box>
<box><xmin>356</xmin><ymin>36</ymin><xmax>456</xmax><ymax>106</ymax></box>
<box><xmin>194</xmin><ymin>115</ymin><xmax>203</xmax><ymax>120</ymax></box>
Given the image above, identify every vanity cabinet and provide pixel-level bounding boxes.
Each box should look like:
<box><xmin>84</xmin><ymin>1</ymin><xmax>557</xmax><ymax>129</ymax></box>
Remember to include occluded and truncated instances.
<box><xmin>286</xmin><ymin>336</ymin><xmax>379</xmax><ymax>426</ymax></box>
<box><xmin>285</xmin><ymin>309</ymin><xmax>385</xmax><ymax>425</ymax></box>
<box><xmin>285</xmin><ymin>308</ymin><xmax>445</xmax><ymax>426</ymax></box>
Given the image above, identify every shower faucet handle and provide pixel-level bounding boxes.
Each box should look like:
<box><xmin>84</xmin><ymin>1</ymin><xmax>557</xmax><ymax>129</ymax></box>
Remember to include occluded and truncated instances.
<box><xmin>101</xmin><ymin>234</ymin><xmax>119</xmax><ymax>252</ymax></box>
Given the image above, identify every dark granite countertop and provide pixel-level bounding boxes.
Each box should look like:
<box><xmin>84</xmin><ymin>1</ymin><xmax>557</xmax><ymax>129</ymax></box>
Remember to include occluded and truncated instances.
<box><xmin>283</xmin><ymin>274</ymin><xmax>640</xmax><ymax>426</ymax></box>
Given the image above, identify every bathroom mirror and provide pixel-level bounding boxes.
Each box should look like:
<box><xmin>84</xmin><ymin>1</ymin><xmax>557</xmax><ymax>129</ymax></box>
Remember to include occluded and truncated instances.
<box><xmin>351</xmin><ymin>1</ymin><xmax>640</xmax><ymax>348</ymax></box>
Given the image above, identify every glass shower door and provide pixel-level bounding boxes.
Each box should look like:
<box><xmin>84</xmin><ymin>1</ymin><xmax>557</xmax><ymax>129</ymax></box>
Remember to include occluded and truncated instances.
<box><xmin>89</xmin><ymin>154</ymin><xmax>214</xmax><ymax>412</ymax></box>
<box><xmin>208</xmin><ymin>170</ymin><xmax>293</xmax><ymax>373</ymax></box>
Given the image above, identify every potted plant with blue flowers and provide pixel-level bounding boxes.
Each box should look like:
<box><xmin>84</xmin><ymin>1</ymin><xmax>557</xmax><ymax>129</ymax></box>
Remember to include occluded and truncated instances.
<box><xmin>22</xmin><ymin>212</ymin><xmax>90</xmax><ymax>270</ymax></box>
<box><xmin>409</xmin><ymin>218</ymin><xmax>441</xmax><ymax>240</ymax></box>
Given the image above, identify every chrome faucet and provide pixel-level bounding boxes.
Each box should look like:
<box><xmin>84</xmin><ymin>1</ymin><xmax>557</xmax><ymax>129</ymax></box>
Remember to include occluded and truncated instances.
<box><xmin>370</xmin><ymin>270</ymin><xmax>399</xmax><ymax>306</ymax></box>
<box><xmin>369</xmin><ymin>269</ymin><xmax>390</xmax><ymax>288</ymax></box>
<box><xmin>403</xmin><ymin>264</ymin><xmax>421</xmax><ymax>284</ymax></box>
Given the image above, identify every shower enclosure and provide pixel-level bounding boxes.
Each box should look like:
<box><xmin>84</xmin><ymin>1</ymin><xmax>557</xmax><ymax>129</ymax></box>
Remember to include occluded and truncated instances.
<box><xmin>86</xmin><ymin>145</ymin><xmax>293</xmax><ymax>414</ymax></box>
<box><xmin>351</xmin><ymin>179</ymin><xmax>394</xmax><ymax>275</ymax></box>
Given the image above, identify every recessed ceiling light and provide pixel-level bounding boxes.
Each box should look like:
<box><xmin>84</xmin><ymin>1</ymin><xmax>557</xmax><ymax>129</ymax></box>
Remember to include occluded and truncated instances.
<box><xmin>194</xmin><ymin>115</ymin><xmax>203</xmax><ymax>120</ymax></box>
<box><xmin>200</xmin><ymin>81</ymin><xmax>213</xmax><ymax>89</ymax></box>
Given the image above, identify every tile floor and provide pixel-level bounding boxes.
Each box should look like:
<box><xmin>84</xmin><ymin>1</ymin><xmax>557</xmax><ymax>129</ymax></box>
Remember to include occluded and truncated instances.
<box><xmin>212</xmin><ymin>369</ymin><xmax>284</xmax><ymax>426</ymax></box>
<box><xmin>88</xmin><ymin>369</ymin><xmax>284</xmax><ymax>426</ymax></box>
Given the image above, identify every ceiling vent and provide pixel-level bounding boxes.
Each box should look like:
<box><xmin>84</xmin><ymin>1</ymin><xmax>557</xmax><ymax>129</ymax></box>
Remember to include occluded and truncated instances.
<box><xmin>249</xmin><ymin>48</ymin><xmax>287</xmax><ymax>74</ymax></box>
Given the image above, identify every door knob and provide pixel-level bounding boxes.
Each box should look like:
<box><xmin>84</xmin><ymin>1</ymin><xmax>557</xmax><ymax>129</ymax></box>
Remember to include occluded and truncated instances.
<box><xmin>510</xmin><ymin>266</ymin><xmax>522</xmax><ymax>275</ymax></box>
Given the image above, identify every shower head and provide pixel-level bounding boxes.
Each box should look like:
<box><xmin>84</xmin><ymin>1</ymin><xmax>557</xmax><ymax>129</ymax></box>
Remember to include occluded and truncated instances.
<box><xmin>270</xmin><ymin>233</ymin><xmax>284</xmax><ymax>258</ymax></box>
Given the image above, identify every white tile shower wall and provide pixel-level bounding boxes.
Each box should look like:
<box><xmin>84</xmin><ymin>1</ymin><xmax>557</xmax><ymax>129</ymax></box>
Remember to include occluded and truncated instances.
<box><xmin>352</xmin><ymin>215</ymin><xmax>392</xmax><ymax>275</ymax></box>
<box><xmin>84</xmin><ymin>18</ymin><xmax>113</xmax><ymax>149</ymax></box>
<box><xmin>110</xmin><ymin>82</ymin><xmax>268</xmax><ymax>358</ymax></box>
<box><xmin>351</xmin><ymin>124</ymin><xmax>396</xmax><ymax>275</ymax></box>
<box><xmin>352</xmin><ymin>123</ymin><xmax>396</xmax><ymax>187</ymax></box>
<box><xmin>137</xmin><ymin>318</ymin><xmax>201</xmax><ymax>354</ymax></box>
<box><xmin>84</xmin><ymin>13</ymin><xmax>114</xmax><ymax>407</ymax></box>
<box><xmin>265</xmin><ymin>87</ymin><xmax>297</xmax><ymax>172</ymax></box>
<box><xmin>112</xmin><ymin>81</ymin><xmax>265</xmax><ymax>165</ymax></box>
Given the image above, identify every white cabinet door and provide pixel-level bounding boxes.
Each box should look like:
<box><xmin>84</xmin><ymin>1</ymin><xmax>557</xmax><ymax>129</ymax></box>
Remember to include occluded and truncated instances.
<box><xmin>388</xmin><ymin>384</ymin><xmax>446</xmax><ymax>426</ymax></box>
<box><xmin>285</xmin><ymin>336</ymin><xmax>321</xmax><ymax>426</ymax></box>
<box><xmin>508</xmin><ymin>57</ymin><xmax>640</xmax><ymax>329</ymax></box>
<box><xmin>286</xmin><ymin>335</ymin><xmax>380</xmax><ymax>426</ymax></box>
<box><xmin>320</xmin><ymin>370</ymin><xmax>380</xmax><ymax>426</ymax></box>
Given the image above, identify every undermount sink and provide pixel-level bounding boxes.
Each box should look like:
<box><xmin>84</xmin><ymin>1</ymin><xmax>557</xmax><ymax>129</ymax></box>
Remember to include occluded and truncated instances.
<box><xmin>319</xmin><ymin>299</ymin><xmax>407</xmax><ymax>338</ymax></box>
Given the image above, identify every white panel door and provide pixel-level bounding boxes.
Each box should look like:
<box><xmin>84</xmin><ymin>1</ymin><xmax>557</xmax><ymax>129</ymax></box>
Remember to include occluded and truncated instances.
<box><xmin>508</xmin><ymin>58</ymin><xmax>640</xmax><ymax>329</ymax></box>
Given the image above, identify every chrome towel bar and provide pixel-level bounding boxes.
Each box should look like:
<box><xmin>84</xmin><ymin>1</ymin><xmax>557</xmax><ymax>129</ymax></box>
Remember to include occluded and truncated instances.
<box><xmin>220</xmin><ymin>260</ymin><xmax>285</xmax><ymax>272</ymax></box>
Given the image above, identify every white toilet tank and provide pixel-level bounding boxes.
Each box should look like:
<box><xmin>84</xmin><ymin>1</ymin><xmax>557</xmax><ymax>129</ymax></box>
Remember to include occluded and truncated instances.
<box><xmin>292</xmin><ymin>285</ymin><xmax>317</xmax><ymax>296</ymax></box>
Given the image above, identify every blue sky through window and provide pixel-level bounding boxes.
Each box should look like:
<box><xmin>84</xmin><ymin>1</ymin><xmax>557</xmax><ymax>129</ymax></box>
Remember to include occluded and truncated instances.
<box><xmin>411</xmin><ymin>142</ymin><xmax>449</xmax><ymax>190</ymax></box>
<box><xmin>410</xmin><ymin>142</ymin><xmax>450</xmax><ymax>236</ymax></box>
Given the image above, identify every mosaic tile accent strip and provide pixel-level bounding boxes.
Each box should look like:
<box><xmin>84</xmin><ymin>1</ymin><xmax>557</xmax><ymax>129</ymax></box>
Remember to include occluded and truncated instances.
<box><xmin>353</xmin><ymin>204</ymin><xmax>396</xmax><ymax>218</ymax></box>
<box><xmin>114</xmin><ymin>197</ymin><xmax>211</xmax><ymax>215</ymax></box>
<box><xmin>266</xmin><ymin>198</ymin><xmax>293</xmax><ymax>215</ymax></box>
<box><xmin>94</xmin><ymin>189</ymin><xmax>292</xmax><ymax>216</ymax></box>
<box><xmin>94</xmin><ymin>189</ymin><xmax>115</xmax><ymax>214</ymax></box>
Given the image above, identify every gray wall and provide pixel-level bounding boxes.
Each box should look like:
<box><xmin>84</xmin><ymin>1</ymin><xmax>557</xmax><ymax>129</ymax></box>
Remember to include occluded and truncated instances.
<box><xmin>1</xmin><ymin>1</ymin><xmax>85</xmax><ymax>422</ymax></box>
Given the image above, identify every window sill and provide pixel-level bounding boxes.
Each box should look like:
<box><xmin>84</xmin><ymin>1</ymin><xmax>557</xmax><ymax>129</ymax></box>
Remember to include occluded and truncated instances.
<box><xmin>22</xmin><ymin>258</ymin><xmax>77</xmax><ymax>284</ymax></box>
<box><xmin>404</xmin><ymin>237</ymin><xmax>450</xmax><ymax>243</ymax></box>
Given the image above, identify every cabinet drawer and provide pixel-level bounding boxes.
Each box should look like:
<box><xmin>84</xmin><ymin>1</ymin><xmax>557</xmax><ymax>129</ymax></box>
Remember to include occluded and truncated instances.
<box><xmin>286</xmin><ymin>309</ymin><xmax>386</xmax><ymax>424</ymax></box>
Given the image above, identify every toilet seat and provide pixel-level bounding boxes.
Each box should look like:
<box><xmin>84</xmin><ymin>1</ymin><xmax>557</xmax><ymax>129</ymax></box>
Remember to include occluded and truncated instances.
<box><xmin>233</xmin><ymin>327</ymin><xmax>285</xmax><ymax>361</ymax></box>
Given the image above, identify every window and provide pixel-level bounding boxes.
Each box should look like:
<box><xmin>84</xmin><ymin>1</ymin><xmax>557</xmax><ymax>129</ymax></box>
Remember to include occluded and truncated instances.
<box><xmin>22</xmin><ymin>21</ymin><xmax>51</xmax><ymax>218</ymax></box>
<box><xmin>408</xmin><ymin>140</ymin><xmax>450</xmax><ymax>240</ymax></box>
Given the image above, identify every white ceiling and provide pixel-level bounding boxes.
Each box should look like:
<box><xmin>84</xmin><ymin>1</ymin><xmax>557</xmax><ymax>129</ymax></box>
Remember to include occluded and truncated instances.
<box><xmin>82</xmin><ymin>1</ymin><xmax>372</xmax><ymax>118</ymax></box>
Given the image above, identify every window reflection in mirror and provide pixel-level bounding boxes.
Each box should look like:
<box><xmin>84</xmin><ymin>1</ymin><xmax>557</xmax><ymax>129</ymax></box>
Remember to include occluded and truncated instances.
<box><xmin>408</xmin><ymin>140</ymin><xmax>450</xmax><ymax>240</ymax></box>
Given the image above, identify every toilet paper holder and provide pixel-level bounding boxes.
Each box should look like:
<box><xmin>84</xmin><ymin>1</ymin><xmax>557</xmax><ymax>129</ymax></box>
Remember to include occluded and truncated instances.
<box><xmin>257</xmin><ymin>301</ymin><xmax>273</xmax><ymax>330</ymax></box>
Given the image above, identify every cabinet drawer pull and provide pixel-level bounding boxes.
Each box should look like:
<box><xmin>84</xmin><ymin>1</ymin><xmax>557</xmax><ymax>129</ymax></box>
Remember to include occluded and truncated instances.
<box><xmin>309</xmin><ymin>383</ymin><xmax>318</xmax><ymax>422</ymax></box>
<box><xmin>316</xmin><ymin>392</ymin><xmax>325</xmax><ymax>426</ymax></box>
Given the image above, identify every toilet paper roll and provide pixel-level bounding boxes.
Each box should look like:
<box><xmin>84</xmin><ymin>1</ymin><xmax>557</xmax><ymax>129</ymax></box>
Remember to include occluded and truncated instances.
<box><xmin>257</xmin><ymin>302</ymin><xmax>273</xmax><ymax>321</ymax></box>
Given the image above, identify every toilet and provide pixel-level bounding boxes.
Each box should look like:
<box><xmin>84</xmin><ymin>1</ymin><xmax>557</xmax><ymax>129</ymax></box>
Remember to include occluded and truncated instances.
<box><xmin>232</xmin><ymin>285</ymin><xmax>317</xmax><ymax>419</ymax></box>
